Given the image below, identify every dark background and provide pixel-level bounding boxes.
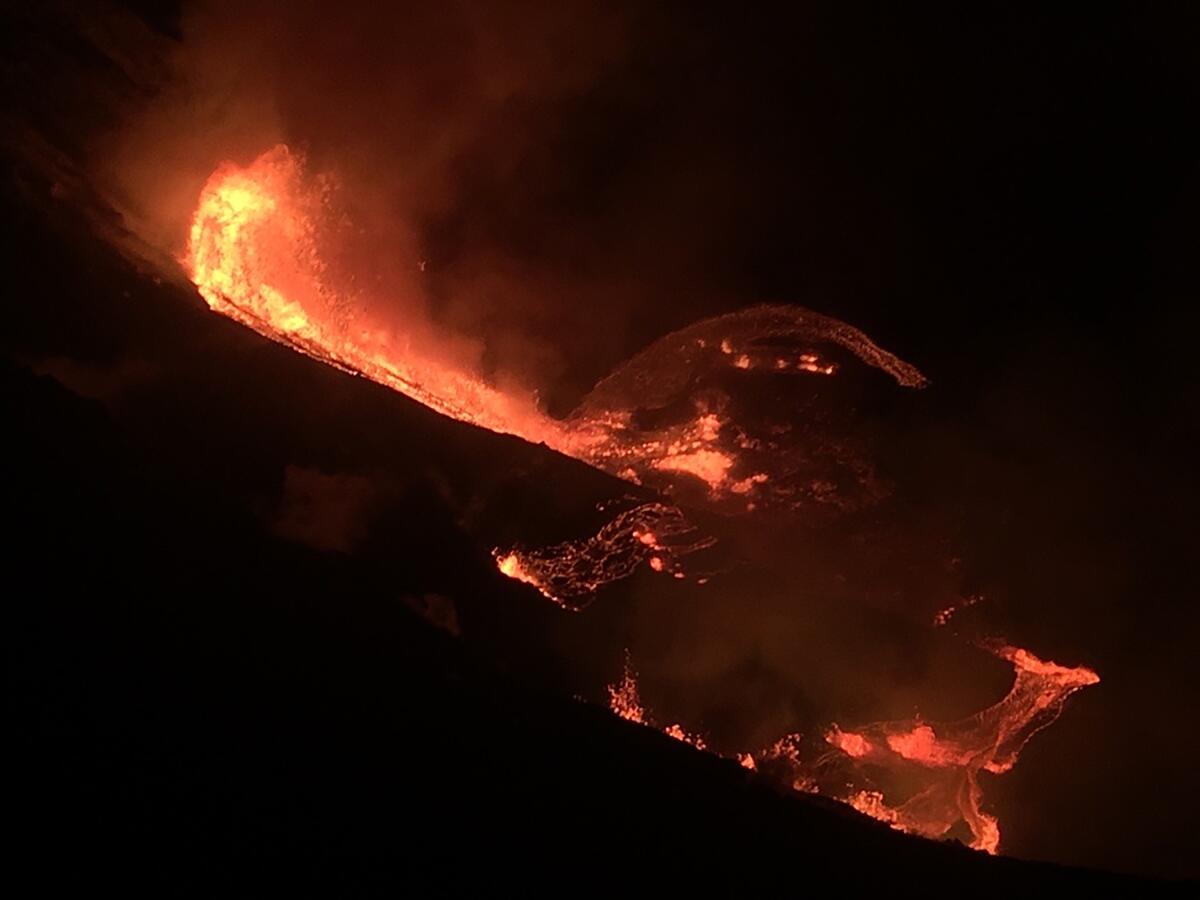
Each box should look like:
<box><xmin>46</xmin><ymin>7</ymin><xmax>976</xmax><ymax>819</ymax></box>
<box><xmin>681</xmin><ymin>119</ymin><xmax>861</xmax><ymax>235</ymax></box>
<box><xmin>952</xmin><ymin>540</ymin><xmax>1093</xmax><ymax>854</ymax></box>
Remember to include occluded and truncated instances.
<box><xmin>4</xmin><ymin>1</ymin><xmax>1198</xmax><ymax>885</ymax></box>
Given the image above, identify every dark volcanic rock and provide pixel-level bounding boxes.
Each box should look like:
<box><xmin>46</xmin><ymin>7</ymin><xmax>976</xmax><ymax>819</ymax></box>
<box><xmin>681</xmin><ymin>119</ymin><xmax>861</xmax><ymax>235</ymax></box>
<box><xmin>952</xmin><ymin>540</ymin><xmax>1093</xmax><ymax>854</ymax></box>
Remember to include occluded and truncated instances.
<box><xmin>2</xmin><ymin>5</ymin><xmax>1195</xmax><ymax>890</ymax></box>
<box><xmin>1</xmin><ymin>286</ymin><xmax>1179</xmax><ymax>896</ymax></box>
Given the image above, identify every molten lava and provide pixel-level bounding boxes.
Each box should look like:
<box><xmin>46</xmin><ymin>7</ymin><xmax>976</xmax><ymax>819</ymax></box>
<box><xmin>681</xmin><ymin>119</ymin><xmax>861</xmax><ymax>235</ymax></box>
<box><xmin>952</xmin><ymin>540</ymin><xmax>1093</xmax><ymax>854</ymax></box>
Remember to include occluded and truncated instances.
<box><xmin>608</xmin><ymin>658</ymin><xmax>707</xmax><ymax>750</ymax></box>
<box><xmin>820</xmin><ymin>643</ymin><xmax>1099</xmax><ymax>853</ymax></box>
<box><xmin>187</xmin><ymin>145</ymin><xmax>929</xmax><ymax>602</ymax></box>
<box><xmin>187</xmin><ymin>146</ymin><xmax>1099</xmax><ymax>857</ymax></box>
<box><xmin>187</xmin><ymin>145</ymin><xmax>566</xmax><ymax>446</ymax></box>
<box><xmin>187</xmin><ymin>146</ymin><xmax>926</xmax><ymax>511</ymax></box>
<box><xmin>608</xmin><ymin>644</ymin><xmax>1097</xmax><ymax>855</ymax></box>
<box><xmin>492</xmin><ymin>503</ymin><xmax>714</xmax><ymax>609</ymax></box>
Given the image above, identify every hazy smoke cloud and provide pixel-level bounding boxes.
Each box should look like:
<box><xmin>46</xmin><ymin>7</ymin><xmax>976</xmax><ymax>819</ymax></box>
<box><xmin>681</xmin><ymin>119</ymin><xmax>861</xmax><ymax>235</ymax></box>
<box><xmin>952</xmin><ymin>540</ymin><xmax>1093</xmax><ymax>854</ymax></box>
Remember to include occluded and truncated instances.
<box><xmin>92</xmin><ymin>1</ymin><xmax>649</xmax><ymax>406</ymax></box>
<box><xmin>8</xmin><ymin>2</ymin><xmax>1196</xmax><ymax>875</ymax></box>
<box><xmin>88</xmin><ymin>1</ymin><xmax>909</xmax><ymax>412</ymax></box>
<box><xmin>71</xmin><ymin>0</ymin><xmax>986</xmax><ymax>747</ymax></box>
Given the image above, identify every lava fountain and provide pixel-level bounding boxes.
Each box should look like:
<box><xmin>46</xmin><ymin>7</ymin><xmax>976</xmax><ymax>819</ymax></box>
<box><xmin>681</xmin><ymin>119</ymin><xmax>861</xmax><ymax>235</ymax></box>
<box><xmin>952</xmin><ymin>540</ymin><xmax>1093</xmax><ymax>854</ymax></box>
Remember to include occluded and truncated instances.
<box><xmin>187</xmin><ymin>144</ymin><xmax>930</xmax><ymax>601</ymax></box>
<box><xmin>185</xmin><ymin>144</ymin><xmax>1099</xmax><ymax>856</ymax></box>
<box><xmin>187</xmin><ymin>145</ymin><xmax>927</xmax><ymax>511</ymax></box>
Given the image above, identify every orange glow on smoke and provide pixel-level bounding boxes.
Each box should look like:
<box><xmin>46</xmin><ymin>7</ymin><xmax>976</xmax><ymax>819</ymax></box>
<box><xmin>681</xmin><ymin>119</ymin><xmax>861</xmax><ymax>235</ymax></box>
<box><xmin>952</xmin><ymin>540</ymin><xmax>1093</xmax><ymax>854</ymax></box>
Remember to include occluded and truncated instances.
<box><xmin>186</xmin><ymin>147</ymin><xmax>1097</xmax><ymax>859</ymax></box>
<box><xmin>608</xmin><ymin>661</ymin><xmax>648</xmax><ymax>726</ymax></box>
<box><xmin>185</xmin><ymin>146</ymin><xmax>748</xmax><ymax>497</ymax></box>
<box><xmin>187</xmin><ymin>145</ymin><xmax>568</xmax><ymax>447</ymax></box>
<box><xmin>187</xmin><ymin>145</ymin><xmax>932</xmax><ymax>602</ymax></box>
<box><xmin>186</xmin><ymin>145</ymin><xmax>926</xmax><ymax>517</ymax></box>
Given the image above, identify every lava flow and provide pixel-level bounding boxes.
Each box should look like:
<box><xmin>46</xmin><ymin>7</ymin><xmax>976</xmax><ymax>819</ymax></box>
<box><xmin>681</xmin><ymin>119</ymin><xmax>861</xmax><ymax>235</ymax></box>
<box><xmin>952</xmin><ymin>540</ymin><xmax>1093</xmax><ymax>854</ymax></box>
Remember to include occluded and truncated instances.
<box><xmin>187</xmin><ymin>145</ymin><xmax>567</xmax><ymax>448</ymax></box>
<box><xmin>493</xmin><ymin>503</ymin><xmax>715</xmax><ymax>610</ymax></box>
<box><xmin>187</xmin><ymin>144</ymin><xmax>928</xmax><ymax>601</ymax></box>
<box><xmin>187</xmin><ymin>144</ymin><xmax>1100</xmax><ymax>856</ymax></box>
<box><xmin>609</xmin><ymin>644</ymin><xmax>1099</xmax><ymax>855</ymax></box>
<box><xmin>822</xmin><ymin>643</ymin><xmax>1099</xmax><ymax>853</ymax></box>
<box><xmin>608</xmin><ymin>657</ymin><xmax>708</xmax><ymax>751</ymax></box>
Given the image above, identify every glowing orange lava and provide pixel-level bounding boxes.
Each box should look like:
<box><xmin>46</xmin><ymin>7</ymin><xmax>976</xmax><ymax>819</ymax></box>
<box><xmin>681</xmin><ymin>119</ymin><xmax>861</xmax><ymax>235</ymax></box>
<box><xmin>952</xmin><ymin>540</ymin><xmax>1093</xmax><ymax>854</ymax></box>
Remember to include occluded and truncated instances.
<box><xmin>187</xmin><ymin>145</ymin><xmax>934</xmax><ymax>606</ymax></box>
<box><xmin>187</xmin><ymin>145</ymin><xmax>926</xmax><ymax>515</ymax></box>
<box><xmin>608</xmin><ymin>658</ymin><xmax>707</xmax><ymax>750</ymax></box>
<box><xmin>186</xmin><ymin>146</ymin><xmax>1099</xmax><ymax>857</ymax></box>
<box><xmin>608</xmin><ymin>645</ymin><xmax>1098</xmax><ymax>856</ymax></box>
<box><xmin>820</xmin><ymin>643</ymin><xmax>1098</xmax><ymax>853</ymax></box>
<box><xmin>187</xmin><ymin>145</ymin><xmax>569</xmax><ymax>447</ymax></box>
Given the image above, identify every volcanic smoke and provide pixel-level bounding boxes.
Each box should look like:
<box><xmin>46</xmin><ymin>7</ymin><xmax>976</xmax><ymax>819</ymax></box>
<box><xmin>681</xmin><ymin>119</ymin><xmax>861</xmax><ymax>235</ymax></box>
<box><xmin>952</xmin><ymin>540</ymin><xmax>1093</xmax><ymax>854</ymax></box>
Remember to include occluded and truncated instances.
<box><xmin>185</xmin><ymin>143</ymin><xmax>1099</xmax><ymax>855</ymax></box>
